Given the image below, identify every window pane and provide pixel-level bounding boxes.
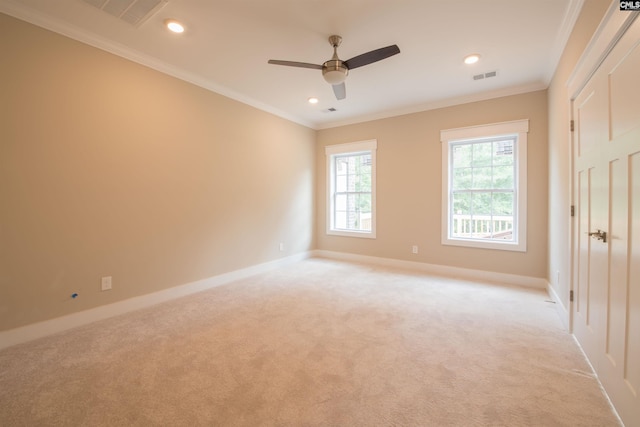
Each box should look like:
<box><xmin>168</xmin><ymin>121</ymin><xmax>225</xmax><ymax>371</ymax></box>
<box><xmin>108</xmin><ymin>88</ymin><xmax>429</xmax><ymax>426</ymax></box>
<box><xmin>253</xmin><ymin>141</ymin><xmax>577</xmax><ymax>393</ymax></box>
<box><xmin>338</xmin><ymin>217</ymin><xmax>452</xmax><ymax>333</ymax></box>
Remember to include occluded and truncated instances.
<box><xmin>493</xmin><ymin>165</ymin><xmax>514</xmax><ymax>189</ymax></box>
<box><xmin>452</xmin><ymin>167</ymin><xmax>472</xmax><ymax>190</ymax></box>
<box><xmin>336</xmin><ymin>175</ymin><xmax>347</xmax><ymax>192</ymax></box>
<box><xmin>470</xmin><ymin>193</ymin><xmax>489</xmax><ymax>238</ymax></box>
<box><xmin>472</xmin><ymin>167</ymin><xmax>493</xmax><ymax>189</ymax></box>
<box><xmin>451</xmin><ymin>192</ymin><xmax>472</xmax><ymax>238</ymax></box>
<box><xmin>453</xmin><ymin>144</ymin><xmax>472</xmax><ymax>167</ymax></box>
<box><xmin>335</xmin><ymin>211</ymin><xmax>347</xmax><ymax>229</ymax></box>
<box><xmin>493</xmin><ymin>139</ymin><xmax>514</xmax><ymax>165</ymax></box>
<box><xmin>336</xmin><ymin>158</ymin><xmax>348</xmax><ymax>175</ymax></box>
<box><xmin>348</xmin><ymin>156</ymin><xmax>357</xmax><ymax>174</ymax></box>
<box><xmin>347</xmin><ymin>211</ymin><xmax>357</xmax><ymax>229</ymax></box>
<box><xmin>357</xmin><ymin>173</ymin><xmax>371</xmax><ymax>192</ymax></box>
<box><xmin>347</xmin><ymin>175</ymin><xmax>356</xmax><ymax>191</ymax></box>
<box><xmin>356</xmin><ymin>161</ymin><xmax>371</xmax><ymax>191</ymax></box>
<box><xmin>493</xmin><ymin>192</ymin><xmax>514</xmax><ymax>216</ymax></box>
<box><xmin>357</xmin><ymin>194</ymin><xmax>372</xmax><ymax>231</ymax></box>
<box><xmin>472</xmin><ymin>142</ymin><xmax>493</xmax><ymax>167</ymax></box>
<box><xmin>358</xmin><ymin>193</ymin><xmax>372</xmax><ymax>213</ymax></box>
<box><xmin>335</xmin><ymin>194</ymin><xmax>347</xmax><ymax>211</ymax></box>
<box><xmin>472</xmin><ymin>192</ymin><xmax>492</xmax><ymax>216</ymax></box>
<box><xmin>452</xmin><ymin>192</ymin><xmax>472</xmax><ymax>215</ymax></box>
<box><xmin>450</xmin><ymin>191</ymin><xmax>517</xmax><ymax>241</ymax></box>
<box><xmin>492</xmin><ymin>192</ymin><xmax>514</xmax><ymax>240</ymax></box>
<box><xmin>347</xmin><ymin>194</ymin><xmax>357</xmax><ymax>212</ymax></box>
<box><xmin>359</xmin><ymin>216</ymin><xmax>372</xmax><ymax>231</ymax></box>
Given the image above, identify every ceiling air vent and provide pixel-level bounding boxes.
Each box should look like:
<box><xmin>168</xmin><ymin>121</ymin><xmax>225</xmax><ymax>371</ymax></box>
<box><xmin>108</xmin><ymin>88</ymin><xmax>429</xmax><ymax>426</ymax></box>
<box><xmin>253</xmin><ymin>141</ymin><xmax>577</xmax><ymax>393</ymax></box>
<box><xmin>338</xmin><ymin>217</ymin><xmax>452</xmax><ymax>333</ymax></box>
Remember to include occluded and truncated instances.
<box><xmin>473</xmin><ymin>70</ymin><xmax>498</xmax><ymax>81</ymax></box>
<box><xmin>82</xmin><ymin>0</ymin><xmax>168</xmax><ymax>27</ymax></box>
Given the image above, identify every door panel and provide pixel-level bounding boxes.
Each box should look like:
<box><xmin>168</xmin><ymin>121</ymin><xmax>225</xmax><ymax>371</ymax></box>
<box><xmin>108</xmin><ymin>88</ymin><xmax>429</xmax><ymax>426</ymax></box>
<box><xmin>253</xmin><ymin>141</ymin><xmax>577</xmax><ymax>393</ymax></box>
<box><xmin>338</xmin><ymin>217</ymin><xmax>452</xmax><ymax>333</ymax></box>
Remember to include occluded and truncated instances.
<box><xmin>609</xmin><ymin>40</ymin><xmax>640</xmax><ymax>140</ymax></box>
<box><xmin>576</xmin><ymin>170</ymin><xmax>589</xmax><ymax>322</ymax></box>
<box><xmin>577</xmin><ymin>89</ymin><xmax>607</xmax><ymax>157</ymax></box>
<box><xmin>605</xmin><ymin>159</ymin><xmax>626</xmax><ymax>368</ymax></box>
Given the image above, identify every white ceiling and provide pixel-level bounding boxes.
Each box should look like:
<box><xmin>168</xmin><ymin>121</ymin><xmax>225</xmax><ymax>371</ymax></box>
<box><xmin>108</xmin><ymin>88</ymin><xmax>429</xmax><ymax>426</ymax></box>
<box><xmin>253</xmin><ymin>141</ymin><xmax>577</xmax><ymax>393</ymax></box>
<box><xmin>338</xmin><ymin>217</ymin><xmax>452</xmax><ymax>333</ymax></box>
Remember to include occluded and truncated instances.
<box><xmin>0</xmin><ymin>0</ymin><xmax>583</xmax><ymax>130</ymax></box>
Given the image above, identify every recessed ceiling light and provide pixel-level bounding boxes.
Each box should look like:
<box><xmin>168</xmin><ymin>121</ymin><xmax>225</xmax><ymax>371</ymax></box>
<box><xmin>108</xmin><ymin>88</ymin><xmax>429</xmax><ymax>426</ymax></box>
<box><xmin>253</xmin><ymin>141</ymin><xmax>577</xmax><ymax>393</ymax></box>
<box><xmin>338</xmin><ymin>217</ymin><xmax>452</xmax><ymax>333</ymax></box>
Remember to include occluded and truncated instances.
<box><xmin>464</xmin><ymin>54</ymin><xmax>480</xmax><ymax>65</ymax></box>
<box><xmin>308</xmin><ymin>97</ymin><xmax>319</xmax><ymax>104</ymax></box>
<box><xmin>165</xmin><ymin>19</ymin><xmax>184</xmax><ymax>34</ymax></box>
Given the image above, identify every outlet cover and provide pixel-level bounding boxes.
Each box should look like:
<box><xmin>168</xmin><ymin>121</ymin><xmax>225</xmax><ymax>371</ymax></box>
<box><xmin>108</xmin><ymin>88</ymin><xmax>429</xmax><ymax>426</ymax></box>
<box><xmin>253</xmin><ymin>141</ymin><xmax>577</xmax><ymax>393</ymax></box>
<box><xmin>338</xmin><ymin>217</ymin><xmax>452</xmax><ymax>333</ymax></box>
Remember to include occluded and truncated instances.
<box><xmin>101</xmin><ymin>276</ymin><xmax>112</xmax><ymax>291</ymax></box>
<box><xmin>412</xmin><ymin>245</ymin><xmax>419</xmax><ymax>254</ymax></box>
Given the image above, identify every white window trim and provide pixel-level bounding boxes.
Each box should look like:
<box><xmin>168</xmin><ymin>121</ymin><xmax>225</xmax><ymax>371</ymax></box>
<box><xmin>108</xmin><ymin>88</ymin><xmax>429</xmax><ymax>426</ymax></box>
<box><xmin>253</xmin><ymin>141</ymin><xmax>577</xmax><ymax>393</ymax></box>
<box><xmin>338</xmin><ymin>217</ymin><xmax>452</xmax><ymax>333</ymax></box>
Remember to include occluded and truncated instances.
<box><xmin>440</xmin><ymin>120</ymin><xmax>528</xmax><ymax>252</ymax></box>
<box><xmin>326</xmin><ymin>139</ymin><xmax>377</xmax><ymax>239</ymax></box>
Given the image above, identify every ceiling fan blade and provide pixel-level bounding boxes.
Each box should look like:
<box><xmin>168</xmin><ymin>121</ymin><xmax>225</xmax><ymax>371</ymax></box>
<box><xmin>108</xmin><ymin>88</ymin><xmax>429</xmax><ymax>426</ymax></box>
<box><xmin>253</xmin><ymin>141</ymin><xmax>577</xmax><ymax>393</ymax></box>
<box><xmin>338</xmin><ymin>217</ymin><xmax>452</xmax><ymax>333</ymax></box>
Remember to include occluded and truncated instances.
<box><xmin>343</xmin><ymin>45</ymin><xmax>400</xmax><ymax>70</ymax></box>
<box><xmin>267</xmin><ymin>60</ymin><xmax>323</xmax><ymax>70</ymax></box>
<box><xmin>332</xmin><ymin>82</ymin><xmax>346</xmax><ymax>100</ymax></box>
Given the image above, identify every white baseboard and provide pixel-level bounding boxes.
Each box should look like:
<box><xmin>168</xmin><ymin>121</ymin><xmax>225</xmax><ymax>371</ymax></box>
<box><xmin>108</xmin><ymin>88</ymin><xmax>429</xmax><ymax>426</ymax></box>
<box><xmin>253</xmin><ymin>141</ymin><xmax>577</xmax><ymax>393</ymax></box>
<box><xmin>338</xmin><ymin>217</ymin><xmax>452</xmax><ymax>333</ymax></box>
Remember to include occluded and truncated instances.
<box><xmin>311</xmin><ymin>250</ymin><xmax>548</xmax><ymax>289</ymax></box>
<box><xmin>546</xmin><ymin>281</ymin><xmax>570</xmax><ymax>331</ymax></box>
<box><xmin>1</xmin><ymin>250</ymin><xmax>548</xmax><ymax>350</ymax></box>
<box><xmin>0</xmin><ymin>252</ymin><xmax>312</xmax><ymax>350</ymax></box>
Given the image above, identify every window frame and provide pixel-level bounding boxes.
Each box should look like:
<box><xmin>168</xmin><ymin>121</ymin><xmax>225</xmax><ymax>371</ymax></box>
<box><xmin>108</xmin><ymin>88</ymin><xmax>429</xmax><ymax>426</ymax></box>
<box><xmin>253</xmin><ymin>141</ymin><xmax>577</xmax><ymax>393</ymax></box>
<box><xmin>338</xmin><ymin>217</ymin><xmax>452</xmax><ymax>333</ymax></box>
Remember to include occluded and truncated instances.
<box><xmin>325</xmin><ymin>139</ymin><xmax>377</xmax><ymax>239</ymax></box>
<box><xmin>440</xmin><ymin>120</ymin><xmax>528</xmax><ymax>252</ymax></box>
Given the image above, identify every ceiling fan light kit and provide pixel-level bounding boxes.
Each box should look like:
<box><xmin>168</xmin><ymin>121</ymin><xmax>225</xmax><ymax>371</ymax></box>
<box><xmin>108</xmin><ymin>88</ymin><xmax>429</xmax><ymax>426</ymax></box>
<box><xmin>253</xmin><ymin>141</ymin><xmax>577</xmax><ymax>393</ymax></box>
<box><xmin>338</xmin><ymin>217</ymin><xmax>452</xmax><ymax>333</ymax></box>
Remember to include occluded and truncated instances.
<box><xmin>268</xmin><ymin>35</ymin><xmax>400</xmax><ymax>100</ymax></box>
<box><xmin>322</xmin><ymin>61</ymin><xmax>348</xmax><ymax>85</ymax></box>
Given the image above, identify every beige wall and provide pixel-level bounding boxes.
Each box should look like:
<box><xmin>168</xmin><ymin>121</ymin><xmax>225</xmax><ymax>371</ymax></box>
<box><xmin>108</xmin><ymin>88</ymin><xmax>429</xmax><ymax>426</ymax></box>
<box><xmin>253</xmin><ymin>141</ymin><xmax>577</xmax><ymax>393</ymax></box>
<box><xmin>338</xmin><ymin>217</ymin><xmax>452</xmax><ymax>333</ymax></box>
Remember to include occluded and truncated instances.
<box><xmin>0</xmin><ymin>14</ymin><xmax>316</xmax><ymax>331</ymax></box>
<box><xmin>547</xmin><ymin>0</ymin><xmax>610</xmax><ymax>310</ymax></box>
<box><xmin>316</xmin><ymin>91</ymin><xmax>549</xmax><ymax>278</ymax></box>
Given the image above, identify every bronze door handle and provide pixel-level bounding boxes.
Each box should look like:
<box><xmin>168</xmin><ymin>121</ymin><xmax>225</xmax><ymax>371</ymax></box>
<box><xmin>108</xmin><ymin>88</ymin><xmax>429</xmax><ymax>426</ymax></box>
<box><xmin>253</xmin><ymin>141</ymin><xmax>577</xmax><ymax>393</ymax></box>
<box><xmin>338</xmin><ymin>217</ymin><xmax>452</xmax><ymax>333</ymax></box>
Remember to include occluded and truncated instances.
<box><xmin>588</xmin><ymin>229</ymin><xmax>607</xmax><ymax>243</ymax></box>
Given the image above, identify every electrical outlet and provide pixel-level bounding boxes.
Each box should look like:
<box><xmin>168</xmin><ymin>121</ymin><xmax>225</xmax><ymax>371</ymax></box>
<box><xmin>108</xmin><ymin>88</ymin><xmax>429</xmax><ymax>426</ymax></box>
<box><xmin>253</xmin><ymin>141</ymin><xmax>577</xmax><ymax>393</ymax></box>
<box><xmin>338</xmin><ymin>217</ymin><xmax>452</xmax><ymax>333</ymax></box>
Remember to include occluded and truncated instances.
<box><xmin>101</xmin><ymin>276</ymin><xmax>112</xmax><ymax>291</ymax></box>
<box><xmin>412</xmin><ymin>245</ymin><xmax>419</xmax><ymax>254</ymax></box>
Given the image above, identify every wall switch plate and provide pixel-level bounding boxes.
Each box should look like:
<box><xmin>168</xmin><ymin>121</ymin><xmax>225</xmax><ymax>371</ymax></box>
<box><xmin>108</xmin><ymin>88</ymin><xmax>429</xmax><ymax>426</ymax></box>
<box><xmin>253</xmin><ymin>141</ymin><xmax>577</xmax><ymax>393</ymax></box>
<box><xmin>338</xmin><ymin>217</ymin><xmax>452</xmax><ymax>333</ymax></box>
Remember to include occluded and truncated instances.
<box><xmin>101</xmin><ymin>276</ymin><xmax>112</xmax><ymax>291</ymax></box>
<box><xmin>412</xmin><ymin>245</ymin><xmax>419</xmax><ymax>254</ymax></box>
<box><xmin>279</xmin><ymin>242</ymin><xmax>284</xmax><ymax>252</ymax></box>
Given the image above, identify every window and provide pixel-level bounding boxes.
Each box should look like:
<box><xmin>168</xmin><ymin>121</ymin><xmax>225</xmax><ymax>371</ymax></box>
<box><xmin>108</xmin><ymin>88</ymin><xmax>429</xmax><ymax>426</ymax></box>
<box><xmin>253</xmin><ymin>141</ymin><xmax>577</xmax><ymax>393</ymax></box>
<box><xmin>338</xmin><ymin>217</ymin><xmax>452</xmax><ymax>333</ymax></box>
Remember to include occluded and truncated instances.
<box><xmin>326</xmin><ymin>140</ymin><xmax>377</xmax><ymax>238</ymax></box>
<box><xmin>441</xmin><ymin>120</ymin><xmax>528</xmax><ymax>251</ymax></box>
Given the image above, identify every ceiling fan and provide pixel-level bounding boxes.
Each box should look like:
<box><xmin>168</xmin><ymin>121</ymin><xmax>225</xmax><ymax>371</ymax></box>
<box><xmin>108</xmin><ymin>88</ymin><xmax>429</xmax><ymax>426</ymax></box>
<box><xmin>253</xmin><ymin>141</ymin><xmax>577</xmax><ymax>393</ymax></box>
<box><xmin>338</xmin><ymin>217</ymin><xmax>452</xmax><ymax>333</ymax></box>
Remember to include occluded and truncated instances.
<box><xmin>268</xmin><ymin>35</ymin><xmax>400</xmax><ymax>100</ymax></box>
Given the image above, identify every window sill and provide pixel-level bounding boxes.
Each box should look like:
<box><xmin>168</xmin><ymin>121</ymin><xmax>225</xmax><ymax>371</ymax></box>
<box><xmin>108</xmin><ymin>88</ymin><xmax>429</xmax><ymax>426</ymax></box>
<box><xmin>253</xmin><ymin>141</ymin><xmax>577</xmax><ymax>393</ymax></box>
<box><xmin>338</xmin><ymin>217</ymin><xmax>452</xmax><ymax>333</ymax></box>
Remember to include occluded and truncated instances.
<box><xmin>327</xmin><ymin>229</ymin><xmax>376</xmax><ymax>239</ymax></box>
<box><xmin>442</xmin><ymin>237</ymin><xmax>526</xmax><ymax>252</ymax></box>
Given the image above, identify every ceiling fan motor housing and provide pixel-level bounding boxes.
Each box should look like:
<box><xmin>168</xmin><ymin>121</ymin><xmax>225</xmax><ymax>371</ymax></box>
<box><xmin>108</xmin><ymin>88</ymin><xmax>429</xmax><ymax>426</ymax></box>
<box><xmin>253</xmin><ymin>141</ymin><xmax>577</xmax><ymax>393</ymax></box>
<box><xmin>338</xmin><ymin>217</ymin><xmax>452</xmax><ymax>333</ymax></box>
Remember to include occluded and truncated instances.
<box><xmin>322</xmin><ymin>60</ymin><xmax>348</xmax><ymax>84</ymax></box>
<box><xmin>323</xmin><ymin>35</ymin><xmax>348</xmax><ymax>85</ymax></box>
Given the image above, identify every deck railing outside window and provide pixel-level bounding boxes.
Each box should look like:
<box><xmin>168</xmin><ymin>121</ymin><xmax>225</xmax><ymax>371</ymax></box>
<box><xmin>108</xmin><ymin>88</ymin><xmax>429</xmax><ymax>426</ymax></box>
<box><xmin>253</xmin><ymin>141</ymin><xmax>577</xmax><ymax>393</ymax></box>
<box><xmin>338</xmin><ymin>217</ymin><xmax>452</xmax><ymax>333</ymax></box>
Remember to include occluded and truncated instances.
<box><xmin>451</xmin><ymin>214</ymin><xmax>513</xmax><ymax>240</ymax></box>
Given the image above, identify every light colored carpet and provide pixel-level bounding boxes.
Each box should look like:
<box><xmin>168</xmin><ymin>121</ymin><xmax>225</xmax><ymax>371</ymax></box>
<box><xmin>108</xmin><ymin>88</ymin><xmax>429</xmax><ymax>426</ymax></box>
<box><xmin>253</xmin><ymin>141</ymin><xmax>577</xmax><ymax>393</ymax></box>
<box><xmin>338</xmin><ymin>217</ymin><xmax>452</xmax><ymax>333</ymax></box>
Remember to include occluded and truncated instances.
<box><xmin>0</xmin><ymin>258</ymin><xmax>621</xmax><ymax>426</ymax></box>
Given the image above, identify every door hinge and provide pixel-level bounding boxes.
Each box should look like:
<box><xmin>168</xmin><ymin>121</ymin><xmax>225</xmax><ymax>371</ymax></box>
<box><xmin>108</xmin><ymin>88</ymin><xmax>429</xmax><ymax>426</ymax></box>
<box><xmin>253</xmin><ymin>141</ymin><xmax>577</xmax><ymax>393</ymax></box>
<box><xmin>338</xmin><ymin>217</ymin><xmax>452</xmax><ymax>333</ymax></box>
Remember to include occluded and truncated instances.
<box><xmin>570</xmin><ymin>290</ymin><xmax>574</xmax><ymax>302</ymax></box>
<box><xmin>570</xmin><ymin>120</ymin><xmax>575</xmax><ymax>132</ymax></box>
<box><xmin>571</xmin><ymin>205</ymin><xmax>575</xmax><ymax>217</ymax></box>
